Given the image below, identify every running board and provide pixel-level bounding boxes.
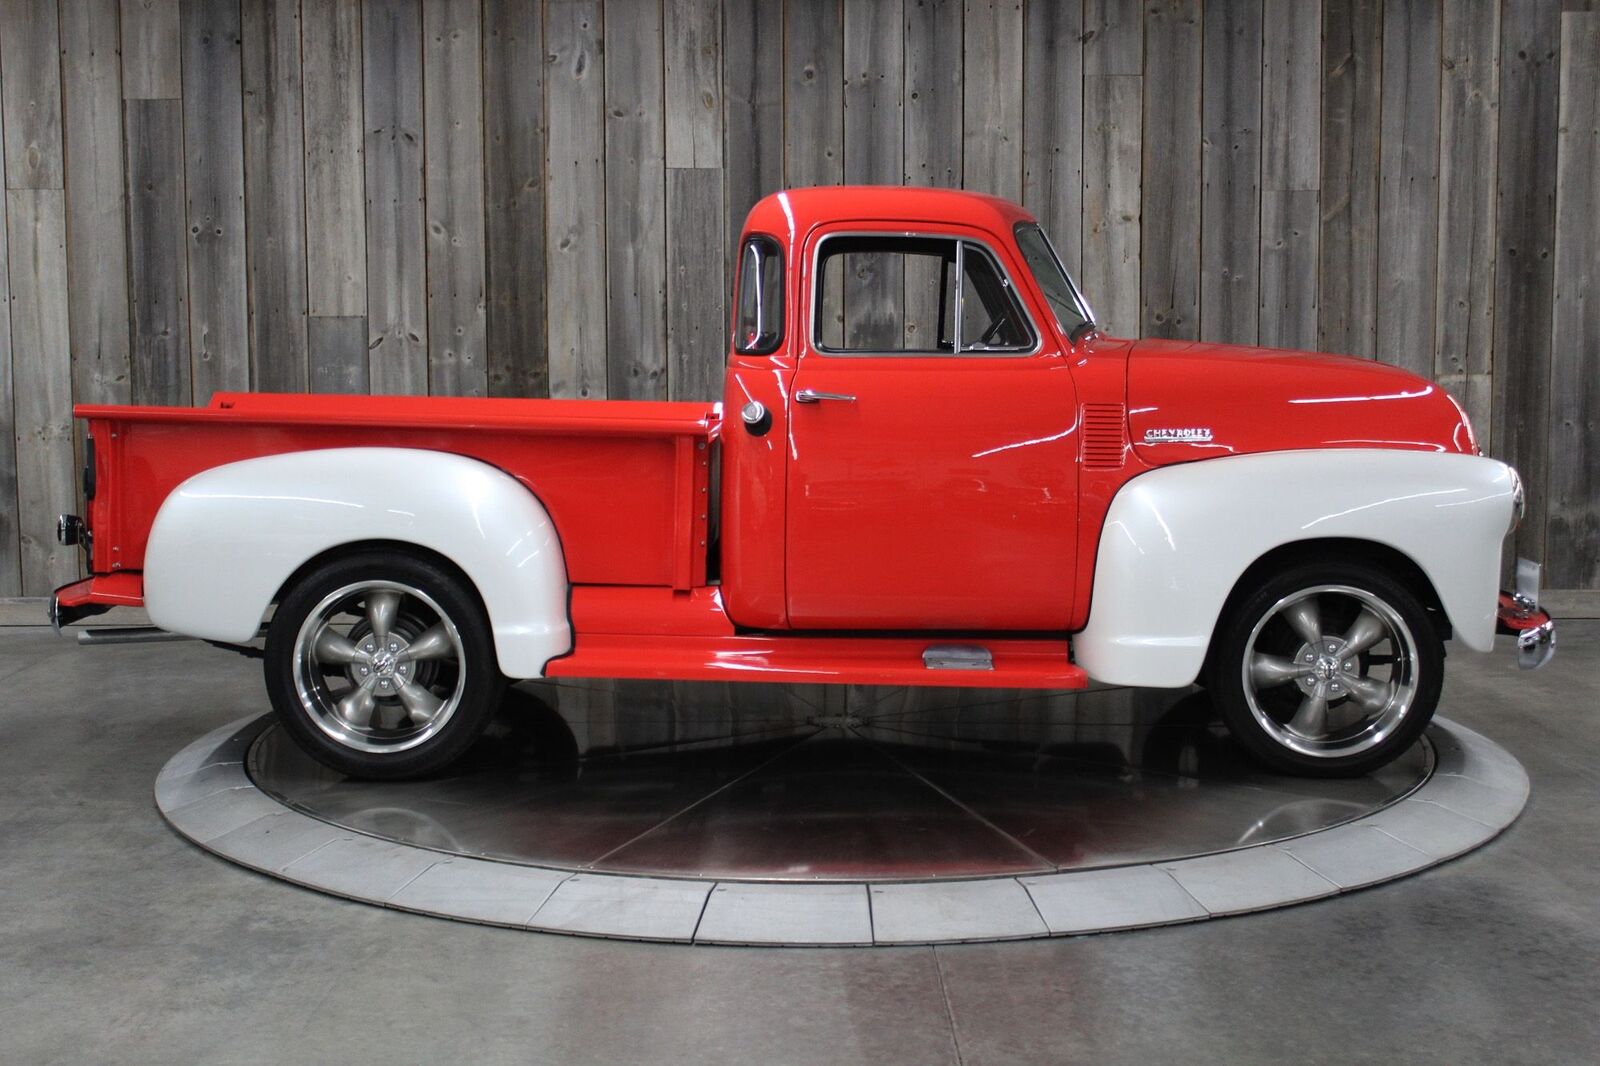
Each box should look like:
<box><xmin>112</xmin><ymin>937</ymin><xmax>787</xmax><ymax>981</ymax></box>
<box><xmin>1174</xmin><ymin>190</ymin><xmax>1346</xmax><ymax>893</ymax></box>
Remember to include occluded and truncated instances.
<box><xmin>546</xmin><ymin>633</ymin><xmax>1086</xmax><ymax>689</ymax></box>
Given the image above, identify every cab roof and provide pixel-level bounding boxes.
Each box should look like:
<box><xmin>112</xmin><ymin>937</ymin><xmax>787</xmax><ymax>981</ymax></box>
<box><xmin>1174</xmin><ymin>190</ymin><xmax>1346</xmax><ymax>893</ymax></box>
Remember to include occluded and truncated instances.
<box><xmin>742</xmin><ymin>186</ymin><xmax>1038</xmax><ymax>245</ymax></box>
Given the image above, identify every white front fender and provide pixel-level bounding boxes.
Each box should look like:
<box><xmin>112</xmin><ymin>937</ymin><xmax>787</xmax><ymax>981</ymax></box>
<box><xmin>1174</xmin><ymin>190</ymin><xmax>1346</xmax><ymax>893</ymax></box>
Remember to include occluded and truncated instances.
<box><xmin>1073</xmin><ymin>450</ymin><xmax>1518</xmax><ymax>688</ymax></box>
<box><xmin>143</xmin><ymin>448</ymin><xmax>571</xmax><ymax>678</ymax></box>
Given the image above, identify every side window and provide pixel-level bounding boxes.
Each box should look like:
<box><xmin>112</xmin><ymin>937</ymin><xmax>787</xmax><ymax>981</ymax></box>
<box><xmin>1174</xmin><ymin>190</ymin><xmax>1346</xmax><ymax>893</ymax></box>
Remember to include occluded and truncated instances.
<box><xmin>813</xmin><ymin>235</ymin><xmax>1034</xmax><ymax>356</ymax></box>
<box><xmin>816</xmin><ymin>236</ymin><xmax>954</xmax><ymax>353</ymax></box>
<box><xmin>734</xmin><ymin>235</ymin><xmax>784</xmax><ymax>354</ymax></box>
<box><xmin>958</xmin><ymin>244</ymin><xmax>1032</xmax><ymax>351</ymax></box>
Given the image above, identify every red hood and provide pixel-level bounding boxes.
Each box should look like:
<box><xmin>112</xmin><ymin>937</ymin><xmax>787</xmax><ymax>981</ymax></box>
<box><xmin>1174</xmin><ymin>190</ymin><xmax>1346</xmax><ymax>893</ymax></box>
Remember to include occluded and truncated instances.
<box><xmin>1124</xmin><ymin>339</ymin><xmax>1477</xmax><ymax>465</ymax></box>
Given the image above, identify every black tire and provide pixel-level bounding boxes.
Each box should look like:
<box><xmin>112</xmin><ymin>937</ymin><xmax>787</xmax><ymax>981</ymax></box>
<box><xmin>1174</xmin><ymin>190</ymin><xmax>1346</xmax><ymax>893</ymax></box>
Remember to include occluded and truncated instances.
<box><xmin>1205</xmin><ymin>558</ymin><xmax>1444</xmax><ymax>777</ymax></box>
<box><xmin>264</xmin><ymin>551</ymin><xmax>505</xmax><ymax>780</ymax></box>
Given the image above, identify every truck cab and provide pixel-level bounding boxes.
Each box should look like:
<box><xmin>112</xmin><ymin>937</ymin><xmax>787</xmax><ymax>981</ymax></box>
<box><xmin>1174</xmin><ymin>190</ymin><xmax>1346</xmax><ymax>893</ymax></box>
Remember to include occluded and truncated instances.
<box><xmin>51</xmin><ymin>187</ymin><xmax>1553</xmax><ymax>781</ymax></box>
<box><xmin>721</xmin><ymin>188</ymin><xmax>1095</xmax><ymax>633</ymax></box>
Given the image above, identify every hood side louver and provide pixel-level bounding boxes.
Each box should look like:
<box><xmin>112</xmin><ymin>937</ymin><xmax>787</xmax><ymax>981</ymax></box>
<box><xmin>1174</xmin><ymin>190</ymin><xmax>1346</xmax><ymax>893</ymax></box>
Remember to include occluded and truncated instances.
<box><xmin>1082</xmin><ymin>404</ymin><xmax>1127</xmax><ymax>469</ymax></box>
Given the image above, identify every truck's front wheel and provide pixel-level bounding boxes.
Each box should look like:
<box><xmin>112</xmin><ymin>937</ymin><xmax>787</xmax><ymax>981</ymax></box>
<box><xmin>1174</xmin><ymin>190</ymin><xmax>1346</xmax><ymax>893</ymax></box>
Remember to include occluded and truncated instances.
<box><xmin>1206</xmin><ymin>561</ymin><xmax>1443</xmax><ymax>777</ymax></box>
<box><xmin>264</xmin><ymin>552</ymin><xmax>504</xmax><ymax>780</ymax></box>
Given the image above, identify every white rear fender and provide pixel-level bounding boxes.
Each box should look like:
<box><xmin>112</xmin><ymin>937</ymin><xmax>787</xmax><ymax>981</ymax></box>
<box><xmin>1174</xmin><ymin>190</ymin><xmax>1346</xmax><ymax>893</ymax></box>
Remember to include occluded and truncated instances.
<box><xmin>1073</xmin><ymin>450</ymin><xmax>1518</xmax><ymax>688</ymax></box>
<box><xmin>143</xmin><ymin>448</ymin><xmax>571</xmax><ymax>678</ymax></box>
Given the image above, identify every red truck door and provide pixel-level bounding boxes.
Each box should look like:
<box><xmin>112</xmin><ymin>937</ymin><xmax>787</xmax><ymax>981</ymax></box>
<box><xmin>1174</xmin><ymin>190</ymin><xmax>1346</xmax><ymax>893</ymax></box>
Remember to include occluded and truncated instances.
<box><xmin>785</xmin><ymin>229</ymin><xmax>1080</xmax><ymax>631</ymax></box>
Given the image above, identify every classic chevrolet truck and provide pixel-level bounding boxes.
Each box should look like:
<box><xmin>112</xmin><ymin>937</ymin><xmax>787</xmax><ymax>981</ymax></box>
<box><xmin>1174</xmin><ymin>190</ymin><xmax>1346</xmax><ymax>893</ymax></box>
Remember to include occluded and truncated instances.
<box><xmin>50</xmin><ymin>186</ymin><xmax>1554</xmax><ymax>780</ymax></box>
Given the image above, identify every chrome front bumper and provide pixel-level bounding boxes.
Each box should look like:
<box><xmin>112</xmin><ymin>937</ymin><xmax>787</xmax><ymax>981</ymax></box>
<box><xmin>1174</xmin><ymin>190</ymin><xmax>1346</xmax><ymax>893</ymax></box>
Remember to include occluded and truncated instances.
<box><xmin>1497</xmin><ymin>558</ymin><xmax>1556</xmax><ymax>671</ymax></box>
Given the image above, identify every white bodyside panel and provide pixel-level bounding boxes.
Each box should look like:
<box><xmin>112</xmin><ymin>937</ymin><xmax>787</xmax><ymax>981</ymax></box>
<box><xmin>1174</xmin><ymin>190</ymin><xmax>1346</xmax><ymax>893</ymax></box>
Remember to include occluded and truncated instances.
<box><xmin>143</xmin><ymin>448</ymin><xmax>571</xmax><ymax>677</ymax></box>
<box><xmin>1073</xmin><ymin>450</ymin><xmax>1517</xmax><ymax>688</ymax></box>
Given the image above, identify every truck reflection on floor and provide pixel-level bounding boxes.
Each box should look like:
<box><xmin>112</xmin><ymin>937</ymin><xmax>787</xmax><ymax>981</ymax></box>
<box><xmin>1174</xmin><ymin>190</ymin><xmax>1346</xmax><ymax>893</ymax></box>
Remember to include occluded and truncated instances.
<box><xmin>245</xmin><ymin>680</ymin><xmax>1430</xmax><ymax>883</ymax></box>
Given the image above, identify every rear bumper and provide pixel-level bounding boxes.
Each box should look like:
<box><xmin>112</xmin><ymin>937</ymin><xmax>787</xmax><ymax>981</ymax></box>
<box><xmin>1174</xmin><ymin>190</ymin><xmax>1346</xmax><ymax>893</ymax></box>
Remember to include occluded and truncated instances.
<box><xmin>48</xmin><ymin>573</ymin><xmax>144</xmax><ymax>633</ymax></box>
<box><xmin>1495</xmin><ymin>558</ymin><xmax>1556</xmax><ymax>670</ymax></box>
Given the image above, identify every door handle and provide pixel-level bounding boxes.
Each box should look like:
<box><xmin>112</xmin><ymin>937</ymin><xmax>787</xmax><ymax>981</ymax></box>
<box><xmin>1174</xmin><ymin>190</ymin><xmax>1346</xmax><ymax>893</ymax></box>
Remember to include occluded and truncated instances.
<box><xmin>794</xmin><ymin>389</ymin><xmax>856</xmax><ymax>404</ymax></box>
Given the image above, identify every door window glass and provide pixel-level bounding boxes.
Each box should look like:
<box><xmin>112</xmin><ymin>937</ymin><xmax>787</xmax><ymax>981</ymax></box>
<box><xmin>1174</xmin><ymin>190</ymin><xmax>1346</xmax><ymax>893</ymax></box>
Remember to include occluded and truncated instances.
<box><xmin>813</xmin><ymin>234</ymin><xmax>1035</xmax><ymax>355</ymax></box>
<box><xmin>958</xmin><ymin>243</ymin><xmax>1032</xmax><ymax>352</ymax></box>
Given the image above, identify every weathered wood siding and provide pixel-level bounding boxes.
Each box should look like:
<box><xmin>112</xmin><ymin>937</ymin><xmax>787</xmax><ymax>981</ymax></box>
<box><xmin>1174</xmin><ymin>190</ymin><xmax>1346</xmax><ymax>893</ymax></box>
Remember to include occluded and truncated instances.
<box><xmin>1</xmin><ymin>0</ymin><xmax>1598</xmax><ymax>591</ymax></box>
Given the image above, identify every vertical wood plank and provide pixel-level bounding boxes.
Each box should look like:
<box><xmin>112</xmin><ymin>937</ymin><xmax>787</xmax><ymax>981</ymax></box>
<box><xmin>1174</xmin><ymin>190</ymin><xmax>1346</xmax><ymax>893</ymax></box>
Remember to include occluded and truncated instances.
<box><xmin>0</xmin><ymin>0</ymin><xmax>64</xmax><ymax>190</ymax></box>
<box><xmin>1493</xmin><ymin>0</ymin><xmax>1562</xmax><ymax>571</ymax></box>
<box><xmin>723</xmin><ymin>0</ymin><xmax>784</xmax><ymax>272</ymax></box>
<box><xmin>1083</xmin><ymin>1</ymin><xmax>1144</xmax><ymax>335</ymax></box>
<box><xmin>1434</xmin><ymin>0</ymin><xmax>1500</xmax><ymax>443</ymax></box>
<box><xmin>483</xmin><ymin>0</ymin><xmax>545</xmax><ymax>399</ymax></box>
<box><xmin>1259</xmin><ymin>189</ymin><xmax>1319</xmax><ymax>350</ymax></box>
<box><xmin>6</xmin><ymin>189</ymin><xmax>74</xmax><ymax>593</ymax></box>
<box><xmin>845</xmin><ymin>0</ymin><xmax>903</xmax><ymax>186</ymax></box>
<box><xmin>423</xmin><ymin>0</ymin><xmax>487</xmax><ymax>398</ymax></box>
<box><xmin>665</xmin><ymin>0</ymin><xmax>722</xmax><ymax>169</ymax></box>
<box><xmin>302</xmin><ymin>0</ymin><xmax>367</xmax><ymax>319</ymax></box>
<box><xmin>1259</xmin><ymin>0</ymin><xmax>1320</xmax><ymax>350</ymax></box>
<box><xmin>1547</xmin><ymin>11</ymin><xmax>1600</xmax><ymax>585</ymax></box>
<box><xmin>1021</xmin><ymin>0</ymin><xmax>1078</xmax><ymax>271</ymax></box>
<box><xmin>545</xmin><ymin>0</ymin><xmax>607</xmax><ymax>398</ymax></box>
<box><xmin>907</xmin><ymin>0</ymin><xmax>963</xmax><ymax>189</ymax></box>
<box><xmin>1141</xmin><ymin>0</ymin><xmax>1201</xmax><ymax>340</ymax></box>
<box><xmin>1083</xmin><ymin>72</ymin><xmax>1142</xmax><ymax>336</ymax></box>
<box><xmin>241</xmin><ymin>0</ymin><xmax>309</xmax><ymax>391</ymax></box>
<box><xmin>844</xmin><ymin>0</ymin><xmax>903</xmax><ymax>348</ymax></box>
<box><xmin>1200</xmin><ymin>0</ymin><xmax>1261</xmax><ymax>345</ymax></box>
<box><xmin>604</xmin><ymin>0</ymin><xmax>667</xmax><ymax>399</ymax></box>
<box><xmin>1375</xmin><ymin>0</ymin><xmax>1441</xmax><ymax>375</ymax></box>
<box><xmin>785</xmin><ymin>0</ymin><xmax>844</xmax><ymax>188</ymax></box>
<box><xmin>308</xmin><ymin>315</ymin><xmax>369</xmax><ymax>393</ymax></box>
<box><xmin>120</xmin><ymin>0</ymin><xmax>181</xmax><ymax>98</ymax></box>
<box><xmin>666</xmin><ymin>167</ymin><xmax>724</xmax><ymax>402</ymax></box>
<box><xmin>363</xmin><ymin>0</ymin><xmax>428</xmax><ymax>396</ymax></box>
<box><xmin>60</xmin><ymin>0</ymin><xmax>132</xmax><ymax>406</ymax></box>
<box><xmin>182</xmin><ymin>0</ymin><xmax>249</xmax><ymax>403</ymax></box>
<box><xmin>0</xmin><ymin>113</ymin><xmax>18</xmax><ymax>593</ymax></box>
<box><xmin>1084</xmin><ymin>0</ymin><xmax>1143</xmax><ymax>75</ymax></box>
<box><xmin>661</xmin><ymin>2</ymin><xmax>724</xmax><ymax>401</ymax></box>
<box><xmin>962</xmin><ymin>0</ymin><xmax>1023</xmax><ymax>200</ymax></box>
<box><xmin>125</xmin><ymin>98</ymin><xmax>191</xmax><ymax>406</ymax></box>
<box><xmin>1261</xmin><ymin>0</ymin><xmax>1321</xmax><ymax>192</ymax></box>
<box><xmin>1319</xmin><ymin>0</ymin><xmax>1382</xmax><ymax>358</ymax></box>
<box><xmin>905</xmin><ymin>0</ymin><xmax>961</xmax><ymax>348</ymax></box>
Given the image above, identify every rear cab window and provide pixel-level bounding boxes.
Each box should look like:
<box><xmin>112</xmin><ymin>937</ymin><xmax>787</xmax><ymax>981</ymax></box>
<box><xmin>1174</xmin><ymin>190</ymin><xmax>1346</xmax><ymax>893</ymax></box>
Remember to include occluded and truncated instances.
<box><xmin>734</xmin><ymin>235</ymin><xmax>784</xmax><ymax>355</ymax></box>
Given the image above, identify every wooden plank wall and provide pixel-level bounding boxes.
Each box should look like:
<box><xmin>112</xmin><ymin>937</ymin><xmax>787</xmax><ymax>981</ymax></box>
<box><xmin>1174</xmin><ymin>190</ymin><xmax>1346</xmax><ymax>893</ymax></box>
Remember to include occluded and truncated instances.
<box><xmin>1</xmin><ymin>0</ymin><xmax>1599</xmax><ymax>593</ymax></box>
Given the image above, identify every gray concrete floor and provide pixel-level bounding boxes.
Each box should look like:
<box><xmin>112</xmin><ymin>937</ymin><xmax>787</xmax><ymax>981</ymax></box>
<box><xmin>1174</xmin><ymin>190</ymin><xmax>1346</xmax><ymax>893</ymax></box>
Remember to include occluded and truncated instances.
<box><xmin>2</xmin><ymin>623</ymin><xmax>1597</xmax><ymax>1065</ymax></box>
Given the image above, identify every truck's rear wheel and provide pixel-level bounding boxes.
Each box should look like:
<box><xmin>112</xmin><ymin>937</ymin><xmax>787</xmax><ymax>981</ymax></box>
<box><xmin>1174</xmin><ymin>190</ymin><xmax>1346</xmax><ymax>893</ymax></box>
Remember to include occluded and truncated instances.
<box><xmin>264</xmin><ymin>552</ymin><xmax>504</xmax><ymax>780</ymax></box>
<box><xmin>1206</xmin><ymin>561</ymin><xmax>1443</xmax><ymax>777</ymax></box>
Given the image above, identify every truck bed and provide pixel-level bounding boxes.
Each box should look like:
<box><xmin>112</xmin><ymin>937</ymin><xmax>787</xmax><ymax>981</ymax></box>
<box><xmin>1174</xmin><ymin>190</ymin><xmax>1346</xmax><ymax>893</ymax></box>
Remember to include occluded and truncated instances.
<box><xmin>75</xmin><ymin>392</ymin><xmax>719</xmax><ymax>591</ymax></box>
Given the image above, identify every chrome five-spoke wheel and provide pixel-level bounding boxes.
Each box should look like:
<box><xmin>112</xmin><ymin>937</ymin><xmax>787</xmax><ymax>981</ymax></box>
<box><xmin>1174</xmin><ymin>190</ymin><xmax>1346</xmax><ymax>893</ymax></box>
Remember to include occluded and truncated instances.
<box><xmin>293</xmin><ymin>581</ymin><xmax>467</xmax><ymax>754</ymax></box>
<box><xmin>265</xmin><ymin>552</ymin><xmax>504</xmax><ymax>780</ymax></box>
<box><xmin>1242</xmin><ymin>585</ymin><xmax>1418</xmax><ymax>760</ymax></box>
<box><xmin>1208</xmin><ymin>560</ymin><xmax>1444</xmax><ymax>777</ymax></box>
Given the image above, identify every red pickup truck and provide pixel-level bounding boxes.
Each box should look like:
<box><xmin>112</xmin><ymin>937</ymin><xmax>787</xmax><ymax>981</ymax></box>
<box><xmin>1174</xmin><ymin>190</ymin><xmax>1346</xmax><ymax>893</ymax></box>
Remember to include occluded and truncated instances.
<box><xmin>51</xmin><ymin>187</ymin><xmax>1552</xmax><ymax>780</ymax></box>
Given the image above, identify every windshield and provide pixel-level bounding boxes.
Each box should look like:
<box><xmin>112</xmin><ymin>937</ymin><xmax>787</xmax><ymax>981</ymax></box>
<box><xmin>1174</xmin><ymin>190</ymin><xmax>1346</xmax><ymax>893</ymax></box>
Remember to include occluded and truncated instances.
<box><xmin>1013</xmin><ymin>222</ymin><xmax>1092</xmax><ymax>339</ymax></box>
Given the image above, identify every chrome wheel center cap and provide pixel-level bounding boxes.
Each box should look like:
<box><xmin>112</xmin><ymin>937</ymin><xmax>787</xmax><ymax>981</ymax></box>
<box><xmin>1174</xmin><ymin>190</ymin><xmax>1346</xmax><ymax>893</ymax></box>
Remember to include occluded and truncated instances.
<box><xmin>371</xmin><ymin>649</ymin><xmax>399</xmax><ymax>678</ymax></box>
<box><xmin>1312</xmin><ymin>655</ymin><xmax>1340</xmax><ymax>682</ymax></box>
